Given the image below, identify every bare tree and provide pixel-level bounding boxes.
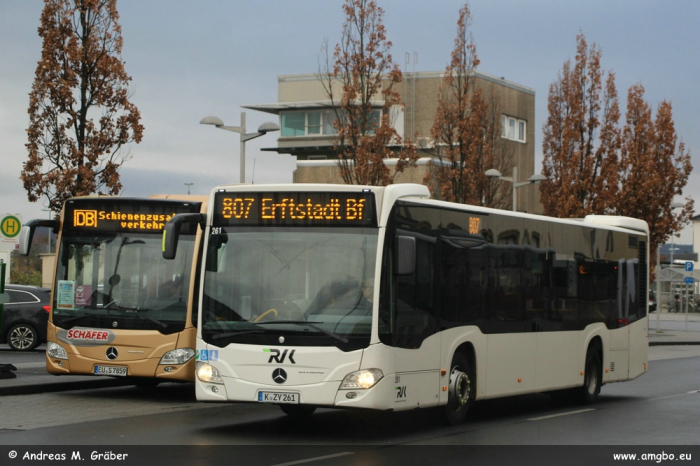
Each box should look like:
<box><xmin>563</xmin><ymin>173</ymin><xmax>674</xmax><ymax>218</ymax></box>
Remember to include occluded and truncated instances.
<box><xmin>22</xmin><ymin>0</ymin><xmax>143</xmax><ymax>214</ymax></box>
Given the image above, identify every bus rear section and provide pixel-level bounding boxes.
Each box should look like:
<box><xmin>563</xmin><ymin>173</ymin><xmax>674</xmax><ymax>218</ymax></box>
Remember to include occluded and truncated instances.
<box><xmin>22</xmin><ymin>195</ymin><xmax>206</xmax><ymax>384</ymax></box>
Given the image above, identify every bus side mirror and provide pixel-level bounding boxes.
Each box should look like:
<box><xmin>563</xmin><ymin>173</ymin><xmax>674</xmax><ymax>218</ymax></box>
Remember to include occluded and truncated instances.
<box><xmin>19</xmin><ymin>219</ymin><xmax>60</xmax><ymax>256</ymax></box>
<box><xmin>205</xmin><ymin>235</ymin><xmax>228</xmax><ymax>272</ymax></box>
<box><xmin>162</xmin><ymin>214</ymin><xmax>205</xmax><ymax>260</ymax></box>
<box><xmin>395</xmin><ymin>235</ymin><xmax>416</xmax><ymax>276</ymax></box>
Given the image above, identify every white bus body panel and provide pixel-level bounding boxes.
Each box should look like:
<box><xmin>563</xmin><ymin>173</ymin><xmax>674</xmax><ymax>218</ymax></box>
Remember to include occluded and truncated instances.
<box><xmin>534</xmin><ymin>331</ymin><xmax>579</xmax><ymax>391</ymax></box>
<box><xmin>196</xmin><ymin>340</ymin><xmax>362</xmax><ymax>405</ymax></box>
<box><xmin>628</xmin><ymin>319</ymin><xmax>648</xmax><ymax>380</ymax></box>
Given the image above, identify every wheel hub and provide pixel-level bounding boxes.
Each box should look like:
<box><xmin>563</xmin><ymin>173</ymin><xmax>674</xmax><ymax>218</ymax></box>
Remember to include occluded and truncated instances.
<box><xmin>10</xmin><ymin>327</ymin><xmax>32</xmax><ymax>350</ymax></box>
<box><xmin>449</xmin><ymin>368</ymin><xmax>471</xmax><ymax>406</ymax></box>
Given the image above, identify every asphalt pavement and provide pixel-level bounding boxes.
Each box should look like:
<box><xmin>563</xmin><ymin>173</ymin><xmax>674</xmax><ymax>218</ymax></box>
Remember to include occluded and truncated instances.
<box><xmin>0</xmin><ymin>312</ymin><xmax>698</xmax><ymax>397</ymax></box>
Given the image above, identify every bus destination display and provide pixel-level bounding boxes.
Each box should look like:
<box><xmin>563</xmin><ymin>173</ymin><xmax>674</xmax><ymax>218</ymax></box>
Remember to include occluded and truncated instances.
<box><xmin>65</xmin><ymin>200</ymin><xmax>199</xmax><ymax>233</ymax></box>
<box><xmin>214</xmin><ymin>192</ymin><xmax>376</xmax><ymax>227</ymax></box>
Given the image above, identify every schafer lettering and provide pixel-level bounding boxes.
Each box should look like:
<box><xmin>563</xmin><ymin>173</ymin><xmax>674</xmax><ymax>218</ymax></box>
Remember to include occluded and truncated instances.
<box><xmin>66</xmin><ymin>329</ymin><xmax>110</xmax><ymax>341</ymax></box>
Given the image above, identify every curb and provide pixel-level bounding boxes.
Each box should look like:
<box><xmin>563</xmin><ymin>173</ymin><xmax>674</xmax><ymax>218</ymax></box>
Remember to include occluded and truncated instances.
<box><xmin>0</xmin><ymin>377</ymin><xmax>131</xmax><ymax>397</ymax></box>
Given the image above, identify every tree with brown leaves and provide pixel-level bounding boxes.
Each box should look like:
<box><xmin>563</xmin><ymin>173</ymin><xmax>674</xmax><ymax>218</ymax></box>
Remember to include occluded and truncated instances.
<box><xmin>319</xmin><ymin>0</ymin><xmax>416</xmax><ymax>186</ymax></box>
<box><xmin>22</xmin><ymin>0</ymin><xmax>143</xmax><ymax>214</ymax></box>
<box><xmin>540</xmin><ymin>33</ymin><xmax>620</xmax><ymax>218</ymax></box>
<box><xmin>616</xmin><ymin>83</ymin><xmax>693</xmax><ymax>259</ymax></box>
<box><xmin>541</xmin><ymin>33</ymin><xmax>694</xmax><ymax>266</ymax></box>
<box><xmin>426</xmin><ymin>3</ymin><xmax>511</xmax><ymax>208</ymax></box>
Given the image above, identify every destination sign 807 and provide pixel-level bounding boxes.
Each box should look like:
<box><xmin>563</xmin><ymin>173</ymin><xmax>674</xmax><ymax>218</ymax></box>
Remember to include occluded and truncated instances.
<box><xmin>213</xmin><ymin>192</ymin><xmax>376</xmax><ymax>227</ymax></box>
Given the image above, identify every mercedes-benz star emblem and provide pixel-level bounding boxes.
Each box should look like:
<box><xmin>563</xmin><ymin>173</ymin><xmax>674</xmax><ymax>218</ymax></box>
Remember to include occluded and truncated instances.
<box><xmin>272</xmin><ymin>368</ymin><xmax>287</xmax><ymax>384</ymax></box>
<box><xmin>106</xmin><ymin>347</ymin><xmax>119</xmax><ymax>360</ymax></box>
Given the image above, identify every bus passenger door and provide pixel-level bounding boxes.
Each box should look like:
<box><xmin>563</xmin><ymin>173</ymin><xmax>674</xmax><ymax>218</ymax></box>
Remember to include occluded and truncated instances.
<box><xmin>384</xmin><ymin>233</ymin><xmax>441</xmax><ymax>410</ymax></box>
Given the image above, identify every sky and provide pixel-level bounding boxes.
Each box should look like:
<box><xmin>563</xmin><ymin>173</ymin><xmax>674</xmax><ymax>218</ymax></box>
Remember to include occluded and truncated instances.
<box><xmin>1</xmin><ymin>0</ymin><xmax>698</xmax><ymax>243</ymax></box>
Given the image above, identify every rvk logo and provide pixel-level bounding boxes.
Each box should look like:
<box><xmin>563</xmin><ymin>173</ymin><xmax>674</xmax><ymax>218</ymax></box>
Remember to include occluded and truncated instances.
<box><xmin>264</xmin><ymin>348</ymin><xmax>296</xmax><ymax>364</ymax></box>
<box><xmin>396</xmin><ymin>386</ymin><xmax>407</xmax><ymax>398</ymax></box>
<box><xmin>74</xmin><ymin>210</ymin><xmax>97</xmax><ymax>227</ymax></box>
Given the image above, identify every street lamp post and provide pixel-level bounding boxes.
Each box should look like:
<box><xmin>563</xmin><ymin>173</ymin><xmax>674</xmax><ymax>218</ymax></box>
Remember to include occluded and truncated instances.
<box><xmin>200</xmin><ymin>112</ymin><xmax>280</xmax><ymax>184</ymax></box>
<box><xmin>668</xmin><ymin>202</ymin><xmax>685</xmax><ymax>266</ymax></box>
<box><xmin>184</xmin><ymin>183</ymin><xmax>193</xmax><ymax>195</ymax></box>
<box><xmin>41</xmin><ymin>208</ymin><xmax>51</xmax><ymax>254</ymax></box>
<box><xmin>656</xmin><ymin>202</ymin><xmax>684</xmax><ymax>331</ymax></box>
<box><xmin>485</xmin><ymin>166</ymin><xmax>546</xmax><ymax>212</ymax></box>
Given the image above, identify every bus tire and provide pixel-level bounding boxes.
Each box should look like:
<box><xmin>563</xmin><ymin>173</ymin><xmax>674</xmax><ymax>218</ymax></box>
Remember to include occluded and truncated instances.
<box><xmin>580</xmin><ymin>346</ymin><xmax>601</xmax><ymax>405</ymax></box>
<box><xmin>279</xmin><ymin>404</ymin><xmax>316</xmax><ymax>418</ymax></box>
<box><xmin>7</xmin><ymin>324</ymin><xmax>39</xmax><ymax>351</ymax></box>
<box><xmin>444</xmin><ymin>351</ymin><xmax>474</xmax><ymax>425</ymax></box>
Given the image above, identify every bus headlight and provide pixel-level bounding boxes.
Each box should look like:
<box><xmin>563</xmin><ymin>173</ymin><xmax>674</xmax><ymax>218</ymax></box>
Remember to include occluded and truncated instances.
<box><xmin>159</xmin><ymin>348</ymin><xmax>195</xmax><ymax>365</ymax></box>
<box><xmin>196</xmin><ymin>361</ymin><xmax>223</xmax><ymax>384</ymax></box>
<box><xmin>47</xmin><ymin>341</ymin><xmax>68</xmax><ymax>360</ymax></box>
<box><xmin>340</xmin><ymin>369</ymin><xmax>383</xmax><ymax>389</ymax></box>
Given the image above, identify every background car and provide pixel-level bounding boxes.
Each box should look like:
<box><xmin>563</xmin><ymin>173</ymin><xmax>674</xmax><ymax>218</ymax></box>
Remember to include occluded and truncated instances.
<box><xmin>0</xmin><ymin>284</ymin><xmax>51</xmax><ymax>351</ymax></box>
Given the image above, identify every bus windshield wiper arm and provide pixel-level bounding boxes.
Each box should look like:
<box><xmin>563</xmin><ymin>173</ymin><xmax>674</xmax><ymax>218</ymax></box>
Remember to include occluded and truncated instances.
<box><xmin>138</xmin><ymin>314</ymin><xmax>168</xmax><ymax>330</ymax></box>
<box><xmin>59</xmin><ymin>314</ymin><xmax>89</xmax><ymax>324</ymax></box>
<box><xmin>212</xmin><ymin>330</ymin><xmax>266</xmax><ymax>340</ymax></box>
<box><xmin>255</xmin><ymin>320</ymin><xmax>349</xmax><ymax>344</ymax></box>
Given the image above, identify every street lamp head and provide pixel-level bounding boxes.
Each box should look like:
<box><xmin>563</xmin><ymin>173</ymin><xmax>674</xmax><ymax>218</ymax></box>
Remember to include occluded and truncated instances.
<box><xmin>528</xmin><ymin>173</ymin><xmax>546</xmax><ymax>183</ymax></box>
<box><xmin>485</xmin><ymin>169</ymin><xmax>502</xmax><ymax>178</ymax></box>
<box><xmin>257</xmin><ymin>121</ymin><xmax>280</xmax><ymax>134</ymax></box>
<box><xmin>200</xmin><ymin>116</ymin><xmax>224</xmax><ymax>126</ymax></box>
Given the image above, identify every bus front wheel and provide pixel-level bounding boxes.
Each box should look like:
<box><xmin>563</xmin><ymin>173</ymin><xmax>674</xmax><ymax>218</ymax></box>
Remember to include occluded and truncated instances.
<box><xmin>444</xmin><ymin>352</ymin><xmax>474</xmax><ymax>425</ymax></box>
<box><xmin>580</xmin><ymin>347</ymin><xmax>601</xmax><ymax>405</ymax></box>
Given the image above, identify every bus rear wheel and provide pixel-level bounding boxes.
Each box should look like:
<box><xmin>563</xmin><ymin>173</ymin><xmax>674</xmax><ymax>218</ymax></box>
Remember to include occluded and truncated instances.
<box><xmin>279</xmin><ymin>404</ymin><xmax>316</xmax><ymax>418</ymax></box>
<box><xmin>580</xmin><ymin>347</ymin><xmax>601</xmax><ymax>405</ymax></box>
<box><xmin>444</xmin><ymin>352</ymin><xmax>474</xmax><ymax>425</ymax></box>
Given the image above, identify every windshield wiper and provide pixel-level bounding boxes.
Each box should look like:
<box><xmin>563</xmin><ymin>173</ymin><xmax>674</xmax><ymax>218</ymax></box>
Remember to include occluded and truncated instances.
<box><xmin>211</xmin><ymin>330</ymin><xmax>266</xmax><ymax>341</ymax></box>
<box><xmin>58</xmin><ymin>314</ymin><xmax>89</xmax><ymax>324</ymax></box>
<box><xmin>137</xmin><ymin>314</ymin><xmax>168</xmax><ymax>330</ymax></box>
<box><xmin>255</xmin><ymin>320</ymin><xmax>349</xmax><ymax>344</ymax></box>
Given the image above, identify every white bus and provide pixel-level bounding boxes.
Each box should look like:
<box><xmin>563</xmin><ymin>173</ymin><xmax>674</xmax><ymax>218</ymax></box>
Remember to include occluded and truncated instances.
<box><xmin>163</xmin><ymin>184</ymin><xmax>649</xmax><ymax>423</ymax></box>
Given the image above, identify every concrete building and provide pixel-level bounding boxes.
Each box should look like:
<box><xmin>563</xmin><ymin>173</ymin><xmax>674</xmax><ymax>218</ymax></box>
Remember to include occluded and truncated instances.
<box><xmin>244</xmin><ymin>70</ymin><xmax>541</xmax><ymax>213</ymax></box>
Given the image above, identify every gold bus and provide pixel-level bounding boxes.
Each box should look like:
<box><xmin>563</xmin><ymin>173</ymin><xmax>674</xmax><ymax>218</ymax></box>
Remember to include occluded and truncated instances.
<box><xmin>20</xmin><ymin>195</ymin><xmax>206</xmax><ymax>387</ymax></box>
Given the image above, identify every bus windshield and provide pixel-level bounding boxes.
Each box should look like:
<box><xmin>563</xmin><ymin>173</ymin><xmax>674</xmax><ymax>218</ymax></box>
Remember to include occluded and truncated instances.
<box><xmin>202</xmin><ymin>227</ymin><xmax>378</xmax><ymax>351</ymax></box>
<box><xmin>53</xmin><ymin>231</ymin><xmax>196</xmax><ymax>334</ymax></box>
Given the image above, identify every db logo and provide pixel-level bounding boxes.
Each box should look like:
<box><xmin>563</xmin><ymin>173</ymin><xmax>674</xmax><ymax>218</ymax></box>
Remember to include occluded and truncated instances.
<box><xmin>74</xmin><ymin>210</ymin><xmax>97</xmax><ymax>227</ymax></box>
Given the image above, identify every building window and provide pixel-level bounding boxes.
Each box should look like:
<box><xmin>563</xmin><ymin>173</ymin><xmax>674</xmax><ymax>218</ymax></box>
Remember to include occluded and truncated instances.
<box><xmin>307</xmin><ymin>111</ymin><xmax>321</xmax><ymax>135</ymax></box>
<box><xmin>281</xmin><ymin>113</ymin><xmax>305</xmax><ymax>137</ymax></box>
<box><xmin>501</xmin><ymin>115</ymin><xmax>526</xmax><ymax>143</ymax></box>
<box><xmin>281</xmin><ymin>110</ymin><xmax>338</xmax><ymax>137</ymax></box>
<box><xmin>280</xmin><ymin>109</ymin><xmax>381</xmax><ymax>137</ymax></box>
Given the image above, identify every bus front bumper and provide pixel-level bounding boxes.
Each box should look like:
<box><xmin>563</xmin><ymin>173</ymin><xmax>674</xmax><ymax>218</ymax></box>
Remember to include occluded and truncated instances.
<box><xmin>196</xmin><ymin>374</ymin><xmax>397</xmax><ymax>410</ymax></box>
